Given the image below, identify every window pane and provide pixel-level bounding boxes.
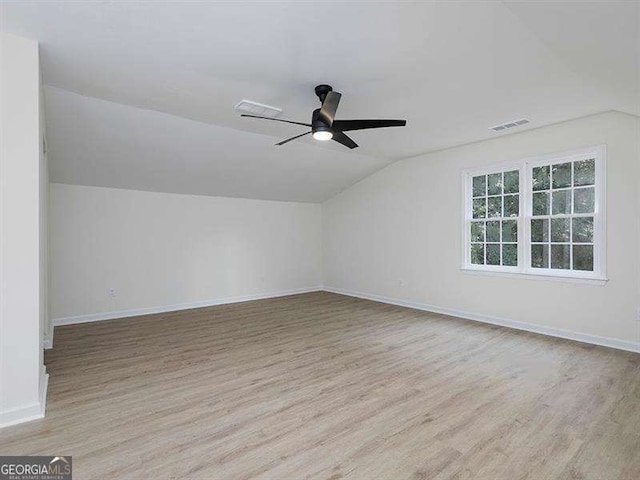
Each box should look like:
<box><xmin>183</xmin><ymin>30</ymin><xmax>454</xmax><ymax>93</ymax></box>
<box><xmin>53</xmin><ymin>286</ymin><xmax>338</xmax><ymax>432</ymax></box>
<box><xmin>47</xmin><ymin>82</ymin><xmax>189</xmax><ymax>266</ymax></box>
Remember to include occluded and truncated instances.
<box><xmin>486</xmin><ymin>221</ymin><xmax>500</xmax><ymax>242</ymax></box>
<box><xmin>470</xmin><ymin>221</ymin><xmax>485</xmax><ymax>242</ymax></box>
<box><xmin>487</xmin><ymin>244</ymin><xmax>500</xmax><ymax>265</ymax></box>
<box><xmin>550</xmin><ymin>218</ymin><xmax>570</xmax><ymax>242</ymax></box>
<box><xmin>502</xmin><ymin>244</ymin><xmax>517</xmax><ymax>266</ymax></box>
<box><xmin>502</xmin><ymin>220</ymin><xmax>517</xmax><ymax>243</ymax></box>
<box><xmin>572</xmin><ymin>217</ymin><xmax>594</xmax><ymax>243</ymax></box>
<box><xmin>471</xmin><ymin>244</ymin><xmax>485</xmax><ymax>265</ymax></box>
<box><xmin>574</xmin><ymin>187</ymin><xmax>595</xmax><ymax>213</ymax></box>
<box><xmin>550</xmin><ymin>244</ymin><xmax>570</xmax><ymax>270</ymax></box>
<box><xmin>552</xmin><ymin>162</ymin><xmax>572</xmax><ymax>188</ymax></box>
<box><xmin>532</xmin><ymin>165</ymin><xmax>550</xmax><ymax>191</ymax></box>
<box><xmin>573</xmin><ymin>245</ymin><xmax>594</xmax><ymax>271</ymax></box>
<box><xmin>487</xmin><ymin>196</ymin><xmax>502</xmax><ymax>218</ymax></box>
<box><xmin>531</xmin><ymin>218</ymin><xmax>549</xmax><ymax>242</ymax></box>
<box><xmin>531</xmin><ymin>244</ymin><xmax>549</xmax><ymax>268</ymax></box>
<box><xmin>487</xmin><ymin>173</ymin><xmax>502</xmax><ymax>195</ymax></box>
<box><xmin>473</xmin><ymin>175</ymin><xmax>486</xmax><ymax>197</ymax></box>
<box><xmin>574</xmin><ymin>159</ymin><xmax>595</xmax><ymax>186</ymax></box>
<box><xmin>552</xmin><ymin>190</ymin><xmax>572</xmax><ymax>215</ymax></box>
<box><xmin>504</xmin><ymin>170</ymin><xmax>519</xmax><ymax>193</ymax></box>
<box><xmin>504</xmin><ymin>194</ymin><xmax>519</xmax><ymax>217</ymax></box>
<box><xmin>473</xmin><ymin>197</ymin><xmax>486</xmax><ymax>218</ymax></box>
<box><xmin>532</xmin><ymin>192</ymin><xmax>550</xmax><ymax>216</ymax></box>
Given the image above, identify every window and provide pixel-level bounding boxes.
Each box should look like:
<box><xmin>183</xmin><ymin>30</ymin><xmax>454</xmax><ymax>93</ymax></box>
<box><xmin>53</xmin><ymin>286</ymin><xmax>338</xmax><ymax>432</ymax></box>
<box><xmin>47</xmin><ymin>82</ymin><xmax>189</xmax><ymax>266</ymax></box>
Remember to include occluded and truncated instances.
<box><xmin>463</xmin><ymin>146</ymin><xmax>606</xmax><ymax>281</ymax></box>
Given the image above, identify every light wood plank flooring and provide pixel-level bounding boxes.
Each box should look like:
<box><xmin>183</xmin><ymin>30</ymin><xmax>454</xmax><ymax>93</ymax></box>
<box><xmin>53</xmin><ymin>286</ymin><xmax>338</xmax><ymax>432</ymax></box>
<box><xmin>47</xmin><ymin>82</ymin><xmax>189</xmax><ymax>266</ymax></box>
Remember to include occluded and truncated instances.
<box><xmin>1</xmin><ymin>292</ymin><xmax>639</xmax><ymax>479</ymax></box>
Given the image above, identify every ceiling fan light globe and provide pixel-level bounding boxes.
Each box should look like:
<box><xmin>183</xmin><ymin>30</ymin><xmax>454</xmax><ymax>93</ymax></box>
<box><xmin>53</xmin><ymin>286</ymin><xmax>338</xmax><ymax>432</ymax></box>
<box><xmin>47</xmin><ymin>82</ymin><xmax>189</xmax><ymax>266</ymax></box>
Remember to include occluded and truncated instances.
<box><xmin>312</xmin><ymin>130</ymin><xmax>333</xmax><ymax>141</ymax></box>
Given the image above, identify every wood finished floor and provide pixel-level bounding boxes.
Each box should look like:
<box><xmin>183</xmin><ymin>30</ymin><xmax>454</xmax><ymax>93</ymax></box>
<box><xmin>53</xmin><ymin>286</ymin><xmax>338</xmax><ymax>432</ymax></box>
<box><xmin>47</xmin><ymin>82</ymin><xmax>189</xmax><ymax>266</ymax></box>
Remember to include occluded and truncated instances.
<box><xmin>1</xmin><ymin>292</ymin><xmax>639</xmax><ymax>479</ymax></box>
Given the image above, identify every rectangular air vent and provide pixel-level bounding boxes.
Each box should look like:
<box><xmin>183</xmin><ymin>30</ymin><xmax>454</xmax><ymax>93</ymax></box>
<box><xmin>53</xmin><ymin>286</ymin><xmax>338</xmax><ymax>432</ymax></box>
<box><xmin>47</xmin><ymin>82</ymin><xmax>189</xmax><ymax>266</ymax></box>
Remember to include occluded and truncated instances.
<box><xmin>234</xmin><ymin>99</ymin><xmax>282</xmax><ymax>118</ymax></box>
<box><xmin>490</xmin><ymin>118</ymin><xmax>530</xmax><ymax>132</ymax></box>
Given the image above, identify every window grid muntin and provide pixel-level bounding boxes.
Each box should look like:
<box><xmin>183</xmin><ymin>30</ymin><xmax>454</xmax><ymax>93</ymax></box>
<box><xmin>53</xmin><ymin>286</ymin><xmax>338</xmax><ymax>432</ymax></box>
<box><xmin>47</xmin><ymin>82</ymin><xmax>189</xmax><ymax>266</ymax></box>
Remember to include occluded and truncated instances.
<box><xmin>469</xmin><ymin>169</ymin><xmax>519</xmax><ymax>267</ymax></box>
<box><xmin>529</xmin><ymin>158</ymin><xmax>595</xmax><ymax>272</ymax></box>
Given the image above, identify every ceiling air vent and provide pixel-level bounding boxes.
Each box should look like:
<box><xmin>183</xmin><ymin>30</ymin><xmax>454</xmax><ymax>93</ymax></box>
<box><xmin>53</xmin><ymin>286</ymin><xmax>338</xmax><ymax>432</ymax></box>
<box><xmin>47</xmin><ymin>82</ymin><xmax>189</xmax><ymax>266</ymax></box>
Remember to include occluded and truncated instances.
<box><xmin>490</xmin><ymin>118</ymin><xmax>530</xmax><ymax>132</ymax></box>
<box><xmin>234</xmin><ymin>99</ymin><xmax>282</xmax><ymax>118</ymax></box>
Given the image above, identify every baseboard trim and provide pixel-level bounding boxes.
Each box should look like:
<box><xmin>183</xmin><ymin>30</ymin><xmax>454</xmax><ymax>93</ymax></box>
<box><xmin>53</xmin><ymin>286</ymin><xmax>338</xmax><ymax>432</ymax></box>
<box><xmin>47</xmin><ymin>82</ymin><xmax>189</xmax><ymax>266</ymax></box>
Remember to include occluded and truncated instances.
<box><xmin>0</xmin><ymin>366</ymin><xmax>48</xmax><ymax>429</ymax></box>
<box><xmin>53</xmin><ymin>287</ymin><xmax>323</xmax><ymax>326</ymax></box>
<box><xmin>323</xmin><ymin>286</ymin><xmax>640</xmax><ymax>354</ymax></box>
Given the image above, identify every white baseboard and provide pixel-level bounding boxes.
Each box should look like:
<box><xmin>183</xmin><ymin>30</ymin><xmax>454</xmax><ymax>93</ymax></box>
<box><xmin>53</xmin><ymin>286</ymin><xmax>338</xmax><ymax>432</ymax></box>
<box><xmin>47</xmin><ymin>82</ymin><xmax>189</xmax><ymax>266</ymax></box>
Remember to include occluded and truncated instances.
<box><xmin>53</xmin><ymin>286</ymin><xmax>323</xmax><ymax>327</ymax></box>
<box><xmin>0</xmin><ymin>365</ymin><xmax>48</xmax><ymax>429</ymax></box>
<box><xmin>323</xmin><ymin>286</ymin><xmax>640</xmax><ymax>354</ymax></box>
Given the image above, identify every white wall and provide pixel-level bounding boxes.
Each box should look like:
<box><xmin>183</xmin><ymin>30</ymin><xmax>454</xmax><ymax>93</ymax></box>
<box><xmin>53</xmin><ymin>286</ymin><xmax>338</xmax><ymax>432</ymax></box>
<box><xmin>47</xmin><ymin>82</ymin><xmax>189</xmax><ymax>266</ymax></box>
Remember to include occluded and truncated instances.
<box><xmin>323</xmin><ymin>111</ymin><xmax>639</xmax><ymax>349</ymax></box>
<box><xmin>0</xmin><ymin>33</ymin><xmax>47</xmax><ymax>427</ymax></box>
<box><xmin>50</xmin><ymin>184</ymin><xmax>321</xmax><ymax>322</ymax></box>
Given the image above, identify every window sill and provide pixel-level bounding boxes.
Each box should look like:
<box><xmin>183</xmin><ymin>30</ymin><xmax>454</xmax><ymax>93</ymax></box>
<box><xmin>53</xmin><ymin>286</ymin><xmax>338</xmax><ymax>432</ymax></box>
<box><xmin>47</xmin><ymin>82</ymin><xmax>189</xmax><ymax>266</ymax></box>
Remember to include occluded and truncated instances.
<box><xmin>460</xmin><ymin>267</ymin><xmax>608</xmax><ymax>285</ymax></box>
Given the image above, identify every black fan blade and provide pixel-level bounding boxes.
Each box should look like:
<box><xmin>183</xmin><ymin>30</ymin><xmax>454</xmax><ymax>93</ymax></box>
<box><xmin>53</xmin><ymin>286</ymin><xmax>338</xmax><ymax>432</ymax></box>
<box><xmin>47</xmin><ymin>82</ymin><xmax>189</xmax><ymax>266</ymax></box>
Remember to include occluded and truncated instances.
<box><xmin>331</xmin><ymin>119</ymin><xmax>406</xmax><ymax>132</ymax></box>
<box><xmin>331</xmin><ymin>130</ymin><xmax>358</xmax><ymax>149</ymax></box>
<box><xmin>241</xmin><ymin>114</ymin><xmax>311</xmax><ymax>127</ymax></box>
<box><xmin>275</xmin><ymin>131</ymin><xmax>311</xmax><ymax>146</ymax></box>
<box><xmin>318</xmin><ymin>91</ymin><xmax>341</xmax><ymax>126</ymax></box>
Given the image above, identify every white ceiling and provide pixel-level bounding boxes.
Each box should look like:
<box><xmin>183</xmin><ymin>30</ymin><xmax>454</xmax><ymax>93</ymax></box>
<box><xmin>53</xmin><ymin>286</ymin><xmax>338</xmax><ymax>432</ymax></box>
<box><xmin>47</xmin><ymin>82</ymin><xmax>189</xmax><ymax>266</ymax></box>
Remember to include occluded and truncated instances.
<box><xmin>1</xmin><ymin>1</ymin><xmax>638</xmax><ymax>202</ymax></box>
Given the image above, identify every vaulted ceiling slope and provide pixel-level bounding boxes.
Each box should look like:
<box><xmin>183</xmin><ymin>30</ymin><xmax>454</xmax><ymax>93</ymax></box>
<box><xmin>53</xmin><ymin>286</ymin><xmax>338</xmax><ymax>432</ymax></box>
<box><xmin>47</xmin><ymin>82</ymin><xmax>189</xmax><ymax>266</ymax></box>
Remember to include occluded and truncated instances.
<box><xmin>42</xmin><ymin>87</ymin><xmax>388</xmax><ymax>203</ymax></box>
<box><xmin>1</xmin><ymin>1</ymin><xmax>638</xmax><ymax>202</ymax></box>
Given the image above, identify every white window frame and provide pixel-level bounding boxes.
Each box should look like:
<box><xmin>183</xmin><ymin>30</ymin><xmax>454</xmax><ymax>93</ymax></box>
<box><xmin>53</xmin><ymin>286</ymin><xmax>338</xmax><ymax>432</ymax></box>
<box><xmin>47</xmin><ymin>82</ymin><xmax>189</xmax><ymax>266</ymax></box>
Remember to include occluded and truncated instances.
<box><xmin>462</xmin><ymin>145</ymin><xmax>607</xmax><ymax>284</ymax></box>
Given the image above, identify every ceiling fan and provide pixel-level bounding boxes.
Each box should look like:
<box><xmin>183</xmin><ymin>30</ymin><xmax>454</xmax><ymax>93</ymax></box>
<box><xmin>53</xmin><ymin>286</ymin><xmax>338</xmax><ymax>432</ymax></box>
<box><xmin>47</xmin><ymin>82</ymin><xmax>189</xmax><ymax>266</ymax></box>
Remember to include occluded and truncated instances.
<box><xmin>240</xmin><ymin>84</ymin><xmax>406</xmax><ymax>149</ymax></box>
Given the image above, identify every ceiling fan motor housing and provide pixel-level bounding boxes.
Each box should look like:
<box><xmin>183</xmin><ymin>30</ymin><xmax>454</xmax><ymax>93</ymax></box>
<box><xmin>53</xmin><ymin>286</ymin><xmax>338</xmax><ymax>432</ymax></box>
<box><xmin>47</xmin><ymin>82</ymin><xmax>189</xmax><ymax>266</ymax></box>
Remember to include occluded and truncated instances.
<box><xmin>311</xmin><ymin>108</ymin><xmax>331</xmax><ymax>136</ymax></box>
<box><xmin>314</xmin><ymin>84</ymin><xmax>333</xmax><ymax>104</ymax></box>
